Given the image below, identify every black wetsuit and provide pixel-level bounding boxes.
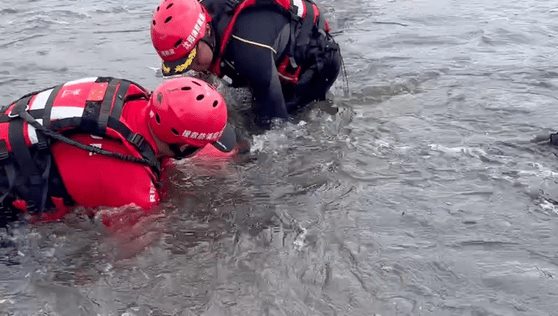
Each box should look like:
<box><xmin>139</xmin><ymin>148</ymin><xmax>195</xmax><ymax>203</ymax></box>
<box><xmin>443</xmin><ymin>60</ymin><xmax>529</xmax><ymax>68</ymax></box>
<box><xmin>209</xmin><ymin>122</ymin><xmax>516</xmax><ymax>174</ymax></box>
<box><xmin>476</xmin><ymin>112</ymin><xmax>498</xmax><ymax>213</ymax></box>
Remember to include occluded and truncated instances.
<box><xmin>212</xmin><ymin>8</ymin><xmax>342</xmax><ymax>126</ymax></box>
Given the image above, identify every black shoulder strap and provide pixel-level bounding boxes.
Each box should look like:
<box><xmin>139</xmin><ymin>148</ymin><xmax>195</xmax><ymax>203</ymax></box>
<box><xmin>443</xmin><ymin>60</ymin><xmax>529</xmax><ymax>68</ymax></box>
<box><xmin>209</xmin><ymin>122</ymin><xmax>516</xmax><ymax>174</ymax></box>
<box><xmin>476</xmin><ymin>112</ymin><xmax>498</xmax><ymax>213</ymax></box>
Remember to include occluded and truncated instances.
<box><xmin>97</xmin><ymin>78</ymin><xmax>121</xmax><ymax>135</ymax></box>
<box><xmin>105</xmin><ymin>79</ymin><xmax>159</xmax><ymax>175</ymax></box>
<box><xmin>291</xmin><ymin>0</ymin><xmax>316</xmax><ymax>63</ymax></box>
<box><xmin>106</xmin><ymin>117</ymin><xmax>161</xmax><ymax>175</ymax></box>
<box><xmin>8</xmin><ymin>96</ymin><xmax>51</xmax><ymax>213</ymax></box>
<box><xmin>110</xmin><ymin>80</ymin><xmax>131</xmax><ymax>120</ymax></box>
<box><xmin>0</xmin><ymin>140</ymin><xmax>16</xmax><ymax>205</ymax></box>
<box><xmin>42</xmin><ymin>84</ymin><xmax>63</xmax><ymax>129</ymax></box>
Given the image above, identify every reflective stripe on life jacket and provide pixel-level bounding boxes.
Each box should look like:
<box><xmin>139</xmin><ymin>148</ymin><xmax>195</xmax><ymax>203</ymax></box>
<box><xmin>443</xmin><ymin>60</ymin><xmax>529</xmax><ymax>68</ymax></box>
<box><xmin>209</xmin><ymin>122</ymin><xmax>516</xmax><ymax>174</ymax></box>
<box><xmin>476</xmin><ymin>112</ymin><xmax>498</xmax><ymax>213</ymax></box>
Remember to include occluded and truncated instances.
<box><xmin>0</xmin><ymin>77</ymin><xmax>159</xmax><ymax>215</ymax></box>
<box><xmin>206</xmin><ymin>0</ymin><xmax>328</xmax><ymax>84</ymax></box>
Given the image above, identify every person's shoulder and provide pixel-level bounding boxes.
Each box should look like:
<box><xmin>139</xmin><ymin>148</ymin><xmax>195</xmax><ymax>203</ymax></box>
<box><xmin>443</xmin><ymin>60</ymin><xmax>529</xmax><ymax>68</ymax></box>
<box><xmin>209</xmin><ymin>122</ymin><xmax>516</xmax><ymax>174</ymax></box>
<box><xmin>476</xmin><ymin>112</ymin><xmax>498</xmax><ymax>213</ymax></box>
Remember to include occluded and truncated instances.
<box><xmin>235</xmin><ymin>6</ymin><xmax>290</xmax><ymax>26</ymax></box>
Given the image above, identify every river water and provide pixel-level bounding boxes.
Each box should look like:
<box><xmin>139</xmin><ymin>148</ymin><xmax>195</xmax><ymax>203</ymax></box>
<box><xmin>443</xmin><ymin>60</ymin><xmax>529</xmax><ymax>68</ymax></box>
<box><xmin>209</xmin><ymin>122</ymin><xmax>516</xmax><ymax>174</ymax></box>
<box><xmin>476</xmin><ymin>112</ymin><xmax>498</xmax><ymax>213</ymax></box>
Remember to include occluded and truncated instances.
<box><xmin>1</xmin><ymin>0</ymin><xmax>558</xmax><ymax>315</ymax></box>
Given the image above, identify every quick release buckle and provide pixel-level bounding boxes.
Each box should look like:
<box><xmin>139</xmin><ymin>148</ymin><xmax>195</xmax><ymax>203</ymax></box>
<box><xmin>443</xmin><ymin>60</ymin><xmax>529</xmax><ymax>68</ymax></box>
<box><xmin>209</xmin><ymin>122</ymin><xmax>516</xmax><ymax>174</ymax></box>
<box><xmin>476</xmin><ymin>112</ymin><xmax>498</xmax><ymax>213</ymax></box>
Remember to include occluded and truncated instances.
<box><xmin>35</xmin><ymin>141</ymin><xmax>49</xmax><ymax>151</ymax></box>
<box><xmin>128</xmin><ymin>133</ymin><xmax>145</xmax><ymax>148</ymax></box>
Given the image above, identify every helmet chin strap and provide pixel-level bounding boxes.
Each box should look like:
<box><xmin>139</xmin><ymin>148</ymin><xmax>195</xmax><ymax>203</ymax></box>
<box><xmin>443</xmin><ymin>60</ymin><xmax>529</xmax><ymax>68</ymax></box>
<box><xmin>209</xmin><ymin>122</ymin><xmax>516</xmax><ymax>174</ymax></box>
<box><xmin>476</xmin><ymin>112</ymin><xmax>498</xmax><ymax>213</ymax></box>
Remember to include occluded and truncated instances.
<box><xmin>162</xmin><ymin>73</ymin><xmax>190</xmax><ymax>80</ymax></box>
<box><xmin>160</xmin><ymin>26</ymin><xmax>215</xmax><ymax>80</ymax></box>
<box><xmin>200</xmin><ymin>25</ymin><xmax>216</xmax><ymax>53</ymax></box>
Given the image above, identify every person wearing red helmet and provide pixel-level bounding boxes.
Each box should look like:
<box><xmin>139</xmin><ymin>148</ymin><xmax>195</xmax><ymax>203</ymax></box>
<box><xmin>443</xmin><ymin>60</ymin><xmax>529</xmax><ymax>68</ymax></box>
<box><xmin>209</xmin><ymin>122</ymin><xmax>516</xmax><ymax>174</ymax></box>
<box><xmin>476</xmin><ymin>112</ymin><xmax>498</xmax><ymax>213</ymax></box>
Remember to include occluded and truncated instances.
<box><xmin>150</xmin><ymin>0</ymin><xmax>343</xmax><ymax>127</ymax></box>
<box><xmin>0</xmin><ymin>76</ymin><xmax>241</xmax><ymax>225</ymax></box>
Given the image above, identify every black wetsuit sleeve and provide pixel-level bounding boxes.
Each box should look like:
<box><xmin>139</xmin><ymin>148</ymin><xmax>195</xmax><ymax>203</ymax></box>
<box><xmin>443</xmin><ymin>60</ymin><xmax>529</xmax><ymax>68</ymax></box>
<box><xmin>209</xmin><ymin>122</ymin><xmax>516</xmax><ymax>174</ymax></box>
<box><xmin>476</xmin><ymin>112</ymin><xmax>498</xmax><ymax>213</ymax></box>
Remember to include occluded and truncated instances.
<box><xmin>228</xmin><ymin>41</ymin><xmax>287</xmax><ymax>122</ymax></box>
<box><xmin>223</xmin><ymin>10</ymin><xmax>291</xmax><ymax>125</ymax></box>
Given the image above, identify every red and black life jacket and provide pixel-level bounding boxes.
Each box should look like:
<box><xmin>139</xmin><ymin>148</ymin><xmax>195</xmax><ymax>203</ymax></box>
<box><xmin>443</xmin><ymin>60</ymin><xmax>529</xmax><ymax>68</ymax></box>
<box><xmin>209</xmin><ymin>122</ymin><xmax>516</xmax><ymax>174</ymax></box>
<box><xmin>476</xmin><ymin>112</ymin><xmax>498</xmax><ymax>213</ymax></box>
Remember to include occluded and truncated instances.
<box><xmin>204</xmin><ymin>0</ymin><xmax>330</xmax><ymax>84</ymax></box>
<box><xmin>0</xmin><ymin>77</ymin><xmax>160</xmax><ymax>216</ymax></box>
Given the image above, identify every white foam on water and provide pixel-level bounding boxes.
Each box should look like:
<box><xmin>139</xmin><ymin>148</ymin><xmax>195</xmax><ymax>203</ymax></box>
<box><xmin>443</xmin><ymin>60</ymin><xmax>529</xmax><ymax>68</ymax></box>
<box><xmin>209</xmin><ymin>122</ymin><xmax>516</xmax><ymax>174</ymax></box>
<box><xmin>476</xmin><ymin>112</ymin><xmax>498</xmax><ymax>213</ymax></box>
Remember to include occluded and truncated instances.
<box><xmin>539</xmin><ymin>199</ymin><xmax>558</xmax><ymax>215</ymax></box>
<box><xmin>428</xmin><ymin>144</ymin><xmax>488</xmax><ymax>158</ymax></box>
<box><xmin>249</xmin><ymin>121</ymin><xmax>308</xmax><ymax>154</ymax></box>
<box><xmin>293</xmin><ymin>226</ymin><xmax>308</xmax><ymax>251</ymax></box>
<box><xmin>518</xmin><ymin>162</ymin><xmax>558</xmax><ymax>178</ymax></box>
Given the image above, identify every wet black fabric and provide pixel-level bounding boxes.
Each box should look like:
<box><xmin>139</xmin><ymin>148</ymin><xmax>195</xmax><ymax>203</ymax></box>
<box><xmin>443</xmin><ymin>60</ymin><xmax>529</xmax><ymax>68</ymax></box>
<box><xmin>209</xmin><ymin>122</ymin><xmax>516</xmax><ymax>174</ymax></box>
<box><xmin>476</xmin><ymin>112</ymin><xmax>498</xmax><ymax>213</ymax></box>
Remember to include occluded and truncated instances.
<box><xmin>220</xmin><ymin>9</ymin><xmax>290</xmax><ymax>125</ymax></box>
<box><xmin>216</xmin><ymin>8</ymin><xmax>341</xmax><ymax>127</ymax></box>
<box><xmin>283</xmin><ymin>31</ymin><xmax>342</xmax><ymax>112</ymax></box>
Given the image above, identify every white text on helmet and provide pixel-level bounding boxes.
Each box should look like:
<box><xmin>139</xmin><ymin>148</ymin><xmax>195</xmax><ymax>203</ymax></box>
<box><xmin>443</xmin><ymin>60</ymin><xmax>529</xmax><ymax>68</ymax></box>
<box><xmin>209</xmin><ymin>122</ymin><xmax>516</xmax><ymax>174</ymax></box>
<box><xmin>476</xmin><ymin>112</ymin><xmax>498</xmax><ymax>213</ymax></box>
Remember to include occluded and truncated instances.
<box><xmin>182</xmin><ymin>13</ymin><xmax>206</xmax><ymax>51</ymax></box>
<box><xmin>160</xmin><ymin>48</ymin><xmax>176</xmax><ymax>57</ymax></box>
<box><xmin>182</xmin><ymin>129</ymin><xmax>223</xmax><ymax>141</ymax></box>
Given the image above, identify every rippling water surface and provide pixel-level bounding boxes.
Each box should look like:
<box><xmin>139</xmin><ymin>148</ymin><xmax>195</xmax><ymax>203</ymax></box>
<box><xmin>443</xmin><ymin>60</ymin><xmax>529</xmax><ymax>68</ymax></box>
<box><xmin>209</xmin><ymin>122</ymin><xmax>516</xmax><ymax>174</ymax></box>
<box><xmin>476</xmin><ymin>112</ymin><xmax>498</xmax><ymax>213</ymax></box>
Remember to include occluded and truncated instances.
<box><xmin>1</xmin><ymin>0</ymin><xmax>558</xmax><ymax>315</ymax></box>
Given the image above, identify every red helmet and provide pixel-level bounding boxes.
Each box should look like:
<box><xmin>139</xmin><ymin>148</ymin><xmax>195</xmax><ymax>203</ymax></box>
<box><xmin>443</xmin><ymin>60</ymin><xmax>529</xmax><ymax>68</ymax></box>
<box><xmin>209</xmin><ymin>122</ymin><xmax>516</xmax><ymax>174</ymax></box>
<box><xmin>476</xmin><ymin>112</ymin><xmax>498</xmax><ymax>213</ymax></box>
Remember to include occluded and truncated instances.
<box><xmin>148</xmin><ymin>77</ymin><xmax>227</xmax><ymax>149</ymax></box>
<box><xmin>151</xmin><ymin>0</ymin><xmax>208</xmax><ymax>76</ymax></box>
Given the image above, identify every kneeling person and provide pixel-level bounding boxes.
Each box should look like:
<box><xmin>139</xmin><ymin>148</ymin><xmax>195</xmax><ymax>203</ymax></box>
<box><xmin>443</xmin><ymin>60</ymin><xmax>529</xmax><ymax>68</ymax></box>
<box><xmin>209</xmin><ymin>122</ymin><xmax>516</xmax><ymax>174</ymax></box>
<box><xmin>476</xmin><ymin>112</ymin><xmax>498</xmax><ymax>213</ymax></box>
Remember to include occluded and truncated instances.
<box><xmin>0</xmin><ymin>76</ymin><xmax>240</xmax><ymax>223</ymax></box>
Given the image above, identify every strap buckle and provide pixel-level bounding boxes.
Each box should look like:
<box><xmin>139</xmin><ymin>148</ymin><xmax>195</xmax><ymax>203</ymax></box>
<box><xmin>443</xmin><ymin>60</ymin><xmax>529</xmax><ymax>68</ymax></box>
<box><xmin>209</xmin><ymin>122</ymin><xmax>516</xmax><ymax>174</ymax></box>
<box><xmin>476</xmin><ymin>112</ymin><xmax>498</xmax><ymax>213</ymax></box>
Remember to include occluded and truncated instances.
<box><xmin>225</xmin><ymin>0</ymin><xmax>240</xmax><ymax>10</ymax></box>
<box><xmin>35</xmin><ymin>141</ymin><xmax>49</xmax><ymax>151</ymax></box>
<box><xmin>128</xmin><ymin>133</ymin><xmax>145</xmax><ymax>148</ymax></box>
